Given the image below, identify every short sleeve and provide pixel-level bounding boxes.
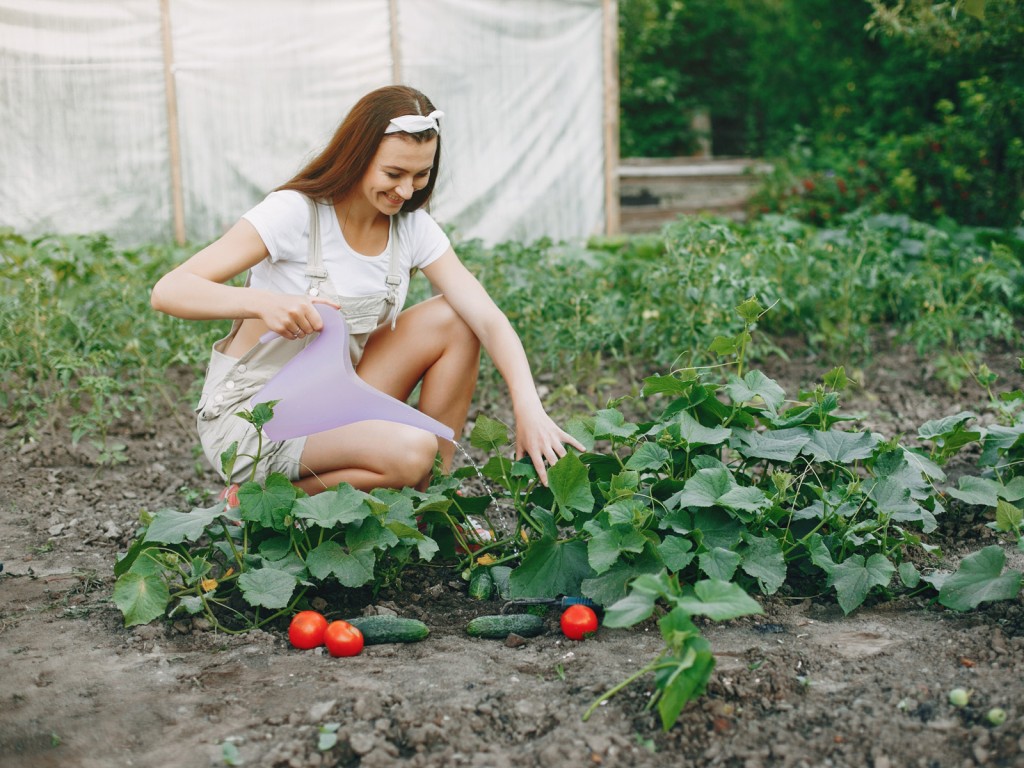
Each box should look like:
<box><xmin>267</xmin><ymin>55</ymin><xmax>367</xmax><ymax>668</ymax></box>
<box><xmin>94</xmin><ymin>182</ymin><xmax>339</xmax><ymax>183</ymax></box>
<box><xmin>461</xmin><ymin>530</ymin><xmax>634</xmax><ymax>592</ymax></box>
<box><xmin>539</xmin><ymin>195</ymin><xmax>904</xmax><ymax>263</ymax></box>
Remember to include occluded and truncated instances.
<box><xmin>241</xmin><ymin>190</ymin><xmax>309</xmax><ymax>263</ymax></box>
<box><xmin>402</xmin><ymin>210</ymin><xmax>451</xmax><ymax>270</ymax></box>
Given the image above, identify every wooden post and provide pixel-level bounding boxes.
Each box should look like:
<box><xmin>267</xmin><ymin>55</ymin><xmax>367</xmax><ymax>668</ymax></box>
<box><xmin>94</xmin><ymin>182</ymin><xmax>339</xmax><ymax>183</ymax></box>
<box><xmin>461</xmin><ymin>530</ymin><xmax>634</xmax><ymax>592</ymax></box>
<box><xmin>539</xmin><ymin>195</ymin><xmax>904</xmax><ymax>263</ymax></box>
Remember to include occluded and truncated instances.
<box><xmin>602</xmin><ymin>0</ymin><xmax>620</xmax><ymax>236</ymax></box>
<box><xmin>388</xmin><ymin>0</ymin><xmax>402</xmax><ymax>84</ymax></box>
<box><xmin>160</xmin><ymin>0</ymin><xmax>186</xmax><ymax>245</ymax></box>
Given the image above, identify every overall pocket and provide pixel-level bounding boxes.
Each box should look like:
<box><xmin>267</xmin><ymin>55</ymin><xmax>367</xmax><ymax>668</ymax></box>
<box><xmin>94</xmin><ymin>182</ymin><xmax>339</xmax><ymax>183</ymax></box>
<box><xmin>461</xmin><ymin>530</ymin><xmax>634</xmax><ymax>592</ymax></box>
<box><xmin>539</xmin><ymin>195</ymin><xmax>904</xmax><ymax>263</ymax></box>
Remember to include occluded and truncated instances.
<box><xmin>339</xmin><ymin>293</ymin><xmax>390</xmax><ymax>335</ymax></box>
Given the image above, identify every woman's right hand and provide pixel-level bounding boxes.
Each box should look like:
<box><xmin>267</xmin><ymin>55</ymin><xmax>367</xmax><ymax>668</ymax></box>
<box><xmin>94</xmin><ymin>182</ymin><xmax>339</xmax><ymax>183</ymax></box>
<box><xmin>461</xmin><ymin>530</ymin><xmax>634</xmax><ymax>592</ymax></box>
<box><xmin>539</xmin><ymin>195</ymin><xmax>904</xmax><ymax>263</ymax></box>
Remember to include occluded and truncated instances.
<box><xmin>258</xmin><ymin>293</ymin><xmax>340</xmax><ymax>339</ymax></box>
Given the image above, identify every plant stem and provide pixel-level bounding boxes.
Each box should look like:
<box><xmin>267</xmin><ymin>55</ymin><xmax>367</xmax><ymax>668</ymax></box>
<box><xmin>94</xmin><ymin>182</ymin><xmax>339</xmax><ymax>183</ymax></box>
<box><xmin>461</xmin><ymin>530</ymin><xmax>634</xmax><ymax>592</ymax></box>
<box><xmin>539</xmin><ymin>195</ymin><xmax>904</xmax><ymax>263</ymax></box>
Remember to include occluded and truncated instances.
<box><xmin>583</xmin><ymin>657</ymin><xmax>663</xmax><ymax>722</ymax></box>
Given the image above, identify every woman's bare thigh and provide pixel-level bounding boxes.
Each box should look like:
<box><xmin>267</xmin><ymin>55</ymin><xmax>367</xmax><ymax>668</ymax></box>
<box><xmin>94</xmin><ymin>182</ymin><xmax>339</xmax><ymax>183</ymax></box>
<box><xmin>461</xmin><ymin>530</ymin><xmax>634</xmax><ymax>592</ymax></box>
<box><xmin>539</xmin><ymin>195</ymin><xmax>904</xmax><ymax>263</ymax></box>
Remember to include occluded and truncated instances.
<box><xmin>299</xmin><ymin>419</ymin><xmax>434</xmax><ymax>476</ymax></box>
<box><xmin>356</xmin><ymin>295</ymin><xmax>468</xmax><ymax>399</ymax></box>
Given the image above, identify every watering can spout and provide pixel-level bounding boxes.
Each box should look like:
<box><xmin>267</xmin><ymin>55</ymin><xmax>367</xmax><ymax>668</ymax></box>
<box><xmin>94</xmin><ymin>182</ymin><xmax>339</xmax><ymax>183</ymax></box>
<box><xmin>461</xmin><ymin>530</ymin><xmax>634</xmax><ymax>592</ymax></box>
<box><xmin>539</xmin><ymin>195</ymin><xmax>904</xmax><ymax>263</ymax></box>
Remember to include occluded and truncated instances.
<box><xmin>252</xmin><ymin>305</ymin><xmax>455</xmax><ymax>442</ymax></box>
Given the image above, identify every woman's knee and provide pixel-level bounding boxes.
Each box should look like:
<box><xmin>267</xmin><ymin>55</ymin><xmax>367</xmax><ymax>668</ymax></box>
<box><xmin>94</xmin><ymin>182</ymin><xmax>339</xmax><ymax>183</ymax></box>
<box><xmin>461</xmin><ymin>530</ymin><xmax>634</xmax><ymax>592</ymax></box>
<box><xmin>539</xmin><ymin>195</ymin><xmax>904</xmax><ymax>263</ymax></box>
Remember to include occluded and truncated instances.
<box><xmin>429</xmin><ymin>296</ymin><xmax>480</xmax><ymax>352</ymax></box>
<box><xmin>387</xmin><ymin>427</ymin><xmax>439</xmax><ymax>487</ymax></box>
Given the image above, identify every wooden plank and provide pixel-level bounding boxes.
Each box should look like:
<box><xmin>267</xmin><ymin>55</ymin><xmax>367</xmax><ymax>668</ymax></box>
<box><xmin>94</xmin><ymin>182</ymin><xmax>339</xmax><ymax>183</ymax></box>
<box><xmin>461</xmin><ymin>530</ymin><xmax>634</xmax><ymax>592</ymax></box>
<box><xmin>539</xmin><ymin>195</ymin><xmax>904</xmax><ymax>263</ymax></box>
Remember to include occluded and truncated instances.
<box><xmin>619</xmin><ymin>201</ymin><xmax>748</xmax><ymax>233</ymax></box>
<box><xmin>159</xmin><ymin>0</ymin><xmax>186</xmax><ymax>245</ymax></box>
<box><xmin>388</xmin><ymin>0</ymin><xmax>401</xmax><ymax>84</ymax></box>
<box><xmin>602</xmin><ymin>0</ymin><xmax>620</xmax><ymax>236</ymax></box>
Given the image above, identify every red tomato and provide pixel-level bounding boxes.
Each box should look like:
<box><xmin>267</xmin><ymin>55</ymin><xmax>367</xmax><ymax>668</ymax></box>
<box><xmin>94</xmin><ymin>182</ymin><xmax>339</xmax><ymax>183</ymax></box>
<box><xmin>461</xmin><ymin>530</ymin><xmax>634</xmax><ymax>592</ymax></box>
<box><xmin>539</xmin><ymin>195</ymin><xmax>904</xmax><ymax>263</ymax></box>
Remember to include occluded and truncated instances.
<box><xmin>560</xmin><ymin>604</ymin><xmax>599</xmax><ymax>641</ymax></box>
<box><xmin>288</xmin><ymin>610</ymin><xmax>328</xmax><ymax>650</ymax></box>
<box><xmin>324</xmin><ymin>620</ymin><xmax>364</xmax><ymax>657</ymax></box>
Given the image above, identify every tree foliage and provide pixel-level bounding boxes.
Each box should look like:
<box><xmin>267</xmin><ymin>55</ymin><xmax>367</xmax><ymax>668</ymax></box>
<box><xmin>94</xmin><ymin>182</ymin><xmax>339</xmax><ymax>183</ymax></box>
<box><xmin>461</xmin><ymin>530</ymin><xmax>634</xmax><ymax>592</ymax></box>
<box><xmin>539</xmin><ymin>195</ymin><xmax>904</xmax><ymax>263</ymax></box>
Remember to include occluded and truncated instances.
<box><xmin>619</xmin><ymin>0</ymin><xmax>1024</xmax><ymax>227</ymax></box>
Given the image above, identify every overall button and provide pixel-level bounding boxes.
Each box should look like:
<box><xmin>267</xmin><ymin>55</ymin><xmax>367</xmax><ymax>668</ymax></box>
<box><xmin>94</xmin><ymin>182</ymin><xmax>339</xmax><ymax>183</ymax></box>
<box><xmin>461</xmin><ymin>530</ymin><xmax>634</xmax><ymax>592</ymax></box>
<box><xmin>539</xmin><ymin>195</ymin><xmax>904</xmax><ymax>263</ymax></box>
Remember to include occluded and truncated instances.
<box><xmin>225</xmin><ymin>381</ymin><xmax>236</xmax><ymax>390</ymax></box>
<box><xmin>237</xmin><ymin>364</ymin><xmax>247</xmax><ymax>374</ymax></box>
<box><xmin>309</xmin><ymin>287</ymin><xmax>320</xmax><ymax>297</ymax></box>
<box><xmin>214</xmin><ymin>394</ymin><xmax>225</xmax><ymax>403</ymax></box>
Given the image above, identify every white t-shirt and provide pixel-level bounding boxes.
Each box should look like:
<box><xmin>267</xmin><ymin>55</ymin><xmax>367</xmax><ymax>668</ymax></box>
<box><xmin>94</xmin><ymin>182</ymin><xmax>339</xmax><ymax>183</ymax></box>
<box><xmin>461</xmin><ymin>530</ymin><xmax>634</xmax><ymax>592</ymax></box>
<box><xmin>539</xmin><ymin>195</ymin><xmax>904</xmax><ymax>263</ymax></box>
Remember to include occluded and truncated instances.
<box><xmin>242</xmin><ymin>190</ymin><xmax>450</xmax><ymax>306</ymax></box>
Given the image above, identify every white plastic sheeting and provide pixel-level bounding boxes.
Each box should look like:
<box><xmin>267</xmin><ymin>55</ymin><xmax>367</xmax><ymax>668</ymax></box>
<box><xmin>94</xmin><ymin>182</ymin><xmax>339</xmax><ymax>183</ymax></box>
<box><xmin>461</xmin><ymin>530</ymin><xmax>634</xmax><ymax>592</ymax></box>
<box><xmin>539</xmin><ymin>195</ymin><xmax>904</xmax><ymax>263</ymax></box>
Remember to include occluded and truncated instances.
<box><xmin>0</xmin><ymin>0</ymin><xmax>611</xmax><ymax>246</ymax></box>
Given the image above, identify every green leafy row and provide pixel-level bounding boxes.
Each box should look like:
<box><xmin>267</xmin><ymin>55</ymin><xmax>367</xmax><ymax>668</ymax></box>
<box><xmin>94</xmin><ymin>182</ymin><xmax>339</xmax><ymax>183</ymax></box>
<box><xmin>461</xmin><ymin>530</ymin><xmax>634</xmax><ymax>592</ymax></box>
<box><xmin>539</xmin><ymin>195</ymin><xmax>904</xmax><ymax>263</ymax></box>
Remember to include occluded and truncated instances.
<box><xmin>112</xmin><ymin>301</ymin><xmax>1023</xmax><ymax>729</ymax></box>
<box><xmin>4</xmin><ymin>212</ymin><xmax>1021</xmax><ymax>456</ymax></box>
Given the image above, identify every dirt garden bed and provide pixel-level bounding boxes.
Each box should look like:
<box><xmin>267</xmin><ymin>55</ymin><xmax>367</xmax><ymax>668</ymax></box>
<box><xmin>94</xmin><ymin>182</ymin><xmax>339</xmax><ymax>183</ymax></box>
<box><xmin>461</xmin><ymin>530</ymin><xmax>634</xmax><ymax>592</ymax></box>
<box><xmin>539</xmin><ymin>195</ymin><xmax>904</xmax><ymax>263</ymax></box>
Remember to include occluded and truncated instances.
<box><xmin>1</xmin><ymin>343</ymin><xmax>1022</xmax><ymax>768</ymax></box>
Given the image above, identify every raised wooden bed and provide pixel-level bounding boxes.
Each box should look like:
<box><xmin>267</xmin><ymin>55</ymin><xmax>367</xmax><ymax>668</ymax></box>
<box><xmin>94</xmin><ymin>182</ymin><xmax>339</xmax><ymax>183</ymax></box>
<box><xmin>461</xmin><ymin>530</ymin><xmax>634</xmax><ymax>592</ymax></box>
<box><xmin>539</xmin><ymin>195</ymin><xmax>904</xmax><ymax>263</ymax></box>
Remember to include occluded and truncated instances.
<box><xmin>618</xmin><ymin>157</ymin><xmax>771</xmax><ymax>234</ymax></box>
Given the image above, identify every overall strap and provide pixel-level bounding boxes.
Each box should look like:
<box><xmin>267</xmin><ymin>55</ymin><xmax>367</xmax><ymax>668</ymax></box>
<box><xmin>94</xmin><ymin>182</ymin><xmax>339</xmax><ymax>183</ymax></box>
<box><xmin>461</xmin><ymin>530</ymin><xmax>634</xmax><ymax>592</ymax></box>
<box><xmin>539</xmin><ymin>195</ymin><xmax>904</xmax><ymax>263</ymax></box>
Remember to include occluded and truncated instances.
<box><xmin>383</xmin><ymin>215</ymin><xmax>403</xmax><ymax>329</ymax></box>
<box><xmin>304</xmin><ymin>196</ymin><xmax>330</xmax><ymax>297</ymax></box>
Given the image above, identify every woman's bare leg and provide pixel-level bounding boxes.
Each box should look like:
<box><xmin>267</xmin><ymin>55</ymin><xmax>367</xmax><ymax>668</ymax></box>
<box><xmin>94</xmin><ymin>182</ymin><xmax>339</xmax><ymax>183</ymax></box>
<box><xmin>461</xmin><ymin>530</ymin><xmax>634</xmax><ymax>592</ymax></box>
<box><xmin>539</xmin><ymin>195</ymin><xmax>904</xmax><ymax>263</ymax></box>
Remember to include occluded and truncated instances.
<box><xmin>356</xmin><ymin>295</ymin><xmax>480</xmax><ymax>472</ymax></box>
<box><xmin>295</xmin><ymin>420</ymin><xmax>440</xmax><ymax>494</ymax></box>
<box><xmin>295</xmin><ymin>296</ymin><xmax>480</xmax><ymax>494</ymax></box>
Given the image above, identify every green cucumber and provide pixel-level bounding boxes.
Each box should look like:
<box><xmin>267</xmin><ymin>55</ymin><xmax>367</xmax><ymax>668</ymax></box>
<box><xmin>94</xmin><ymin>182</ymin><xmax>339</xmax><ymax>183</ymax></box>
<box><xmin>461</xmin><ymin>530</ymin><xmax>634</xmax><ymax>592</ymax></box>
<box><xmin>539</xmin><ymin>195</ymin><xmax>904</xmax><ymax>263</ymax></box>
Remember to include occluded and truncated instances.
<box><xmin>466</xmin><ymin>613</ymin><xmax>545</xmax><ymax>639</ymax></box>
<box><xmin>468</xmin><ymin>569</ymin><xmax>494</xmax><ymax>600</ymax></box>
<box><xmin>344</xmin><ymin>616</ymin><xmax>430</xmax><ymax>645</ymax></box>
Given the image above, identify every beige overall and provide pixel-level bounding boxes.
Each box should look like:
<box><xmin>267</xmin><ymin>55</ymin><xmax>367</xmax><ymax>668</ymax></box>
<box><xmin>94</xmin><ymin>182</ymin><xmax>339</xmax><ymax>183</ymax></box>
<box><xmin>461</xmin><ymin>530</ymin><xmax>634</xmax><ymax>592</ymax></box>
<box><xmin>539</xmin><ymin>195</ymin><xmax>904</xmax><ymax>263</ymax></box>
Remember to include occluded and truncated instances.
<box><xmin>195</xmin><ymin>197</ymin><xmax>404</xmax><ymax>484</ymax></box>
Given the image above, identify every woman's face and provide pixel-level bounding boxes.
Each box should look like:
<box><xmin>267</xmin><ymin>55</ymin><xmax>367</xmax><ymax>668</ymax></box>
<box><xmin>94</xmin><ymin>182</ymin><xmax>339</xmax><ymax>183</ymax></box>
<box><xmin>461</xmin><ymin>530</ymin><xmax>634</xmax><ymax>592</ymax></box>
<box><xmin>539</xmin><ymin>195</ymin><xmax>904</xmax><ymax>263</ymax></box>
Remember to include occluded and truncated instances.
<box><xmin>358</xmin><ymin>135</ymin><xmax>437</xmax><ymax>215</ymax></box>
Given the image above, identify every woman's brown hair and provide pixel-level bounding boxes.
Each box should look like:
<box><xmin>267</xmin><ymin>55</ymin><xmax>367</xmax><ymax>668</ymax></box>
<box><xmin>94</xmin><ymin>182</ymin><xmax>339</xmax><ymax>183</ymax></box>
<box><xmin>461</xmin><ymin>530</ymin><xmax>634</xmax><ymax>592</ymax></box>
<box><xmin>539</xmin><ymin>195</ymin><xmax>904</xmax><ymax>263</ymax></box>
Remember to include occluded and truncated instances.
<box><xmin>278</xmin><ymin>85</ymin><xmax>441</xmax><ymax>213</ymax></box>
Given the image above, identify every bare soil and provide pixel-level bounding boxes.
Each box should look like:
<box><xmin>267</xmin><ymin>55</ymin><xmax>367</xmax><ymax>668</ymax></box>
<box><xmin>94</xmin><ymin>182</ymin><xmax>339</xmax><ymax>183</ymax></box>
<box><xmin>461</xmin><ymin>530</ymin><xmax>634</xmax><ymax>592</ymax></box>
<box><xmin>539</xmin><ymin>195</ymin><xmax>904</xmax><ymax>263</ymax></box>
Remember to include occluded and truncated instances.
<box><xmin>2</xmin><ymin>344</ymin><xmax>1023</xmax><ymax>768</ymax></box>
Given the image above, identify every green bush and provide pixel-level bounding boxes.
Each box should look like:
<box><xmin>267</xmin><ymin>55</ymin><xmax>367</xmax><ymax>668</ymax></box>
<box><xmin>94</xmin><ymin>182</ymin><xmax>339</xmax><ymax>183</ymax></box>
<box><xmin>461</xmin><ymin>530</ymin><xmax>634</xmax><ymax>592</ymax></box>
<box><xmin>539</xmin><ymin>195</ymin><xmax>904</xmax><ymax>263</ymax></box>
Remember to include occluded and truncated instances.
<box><xmin>5</xmin><ymin>213</ymin><xmax>1022</xmax><ymax>449</ymax></box>
<box><xmin>0</xmin><ymin>229</ymin><xmax>219</xmax><ymax>452</ymax></box>
<box><xmin>620</xmin><ymin>0</ymin><xmax>1024</xmax><ymax>228</ymax></box>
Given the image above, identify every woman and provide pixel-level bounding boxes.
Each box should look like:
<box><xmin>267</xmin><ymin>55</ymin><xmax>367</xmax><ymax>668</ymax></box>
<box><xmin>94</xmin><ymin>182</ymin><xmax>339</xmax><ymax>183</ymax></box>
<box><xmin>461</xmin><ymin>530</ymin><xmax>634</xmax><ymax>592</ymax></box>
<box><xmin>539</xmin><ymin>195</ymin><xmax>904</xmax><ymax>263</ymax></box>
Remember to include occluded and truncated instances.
<box><xmin>151</xmin><ymin>85</ymin><xmax>582</xmax><ymax>495</ymax></box>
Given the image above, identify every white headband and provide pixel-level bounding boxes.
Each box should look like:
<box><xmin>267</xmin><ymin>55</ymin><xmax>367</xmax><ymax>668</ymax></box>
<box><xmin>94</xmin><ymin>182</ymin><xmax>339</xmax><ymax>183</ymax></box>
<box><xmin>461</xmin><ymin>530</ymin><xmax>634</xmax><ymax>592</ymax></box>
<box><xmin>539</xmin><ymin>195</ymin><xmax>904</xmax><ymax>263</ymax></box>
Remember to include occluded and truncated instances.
<box><xmin>384</xmin><ymin>110</ymin><xmax>444</xmax><ymax>135</ymax></box>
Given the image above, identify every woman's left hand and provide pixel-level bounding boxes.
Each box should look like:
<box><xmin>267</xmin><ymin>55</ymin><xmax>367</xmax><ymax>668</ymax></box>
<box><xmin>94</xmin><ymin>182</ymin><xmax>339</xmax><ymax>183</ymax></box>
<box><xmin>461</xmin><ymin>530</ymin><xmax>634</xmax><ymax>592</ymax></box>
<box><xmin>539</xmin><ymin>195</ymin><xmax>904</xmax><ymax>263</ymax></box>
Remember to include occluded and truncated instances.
<box><xmin>514</xmin><ymin>404</ymin><xmax>586</xmax><ymax>486</ymax></box>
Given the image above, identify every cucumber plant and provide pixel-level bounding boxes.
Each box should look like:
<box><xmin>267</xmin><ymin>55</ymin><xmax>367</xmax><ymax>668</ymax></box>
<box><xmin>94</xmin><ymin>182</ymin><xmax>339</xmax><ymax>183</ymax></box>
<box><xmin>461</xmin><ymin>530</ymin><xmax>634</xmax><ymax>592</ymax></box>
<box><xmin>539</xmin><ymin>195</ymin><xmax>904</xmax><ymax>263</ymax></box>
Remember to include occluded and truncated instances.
<box><xmin>113</xmin><ymin>403</ymin><xmax>448</xmax><ymax>631</ymax></box>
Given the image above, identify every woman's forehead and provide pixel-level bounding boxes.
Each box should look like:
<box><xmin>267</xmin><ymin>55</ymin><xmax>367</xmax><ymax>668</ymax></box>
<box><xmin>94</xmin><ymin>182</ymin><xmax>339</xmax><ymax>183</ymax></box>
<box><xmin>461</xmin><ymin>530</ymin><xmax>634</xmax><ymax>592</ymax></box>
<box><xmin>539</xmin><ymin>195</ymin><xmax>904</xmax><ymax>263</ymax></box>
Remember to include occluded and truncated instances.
<box><xmin>374</xmin><ymin>135</ymin><xmax>437</xmax><ymax>169</ymax></box>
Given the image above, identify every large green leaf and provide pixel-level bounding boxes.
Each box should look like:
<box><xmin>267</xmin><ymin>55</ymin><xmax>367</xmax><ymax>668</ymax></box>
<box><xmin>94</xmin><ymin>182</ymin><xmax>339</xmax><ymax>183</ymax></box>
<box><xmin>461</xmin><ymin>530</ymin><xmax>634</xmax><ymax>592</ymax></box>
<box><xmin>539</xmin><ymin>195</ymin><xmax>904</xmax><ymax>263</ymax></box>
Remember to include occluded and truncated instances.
<box><xmin>917</xmin><ymin>411</ymin><xmax>977</xmax><ymax>440</ymax></box>
<box><xmin>548</xmin><ymin>452</ymin><xmax>594</xmax><ymax>520</ymax></box>
<box><xmin>113</xmin><ymin>572</ymin><xmax>170</xmax><ymax>627</ymax></box>
<box><xmin>653</xmin><ymin>611</ymin><xmax>716</xmax><ymax>730</ymax></box>
<box><xmin>386</xmin><ymin>521</ymin><xmax>439</xmax><ymax>560</ymax></box>
<box><xmin>587</xmin><ymin>527</ymin><xmax>647</xmax><ymax>575</ymax></box>
<box><xmin>509</xmin><ymin>537</ymin><xmax>593</xmax><ymax>598</ymax></box>
<box><xmin>564</xmin><ymin>415</ymin><xmax>596</xmax><ymax>452</ymax></box>
<box><xmin>803</xmin><ymin>430</ymin><xmax>879</xmax><ymax>463</ymax></box>
<box><xmin>238</xmin><ymin>473</ymin><xmax>296</xmax><ymax>529</ymax></box>
<box><xmin>669</xmin><ymin>411</ymin><xmax>731</xmax><ymax>448</ymax></box>
<box><xmin>144</xmin><ymin>505</ymin><xmax>224</xmax><ymax>544</ymax></box>
<box><xmin>1000</xmin><ymin>477</ymin><xmax>1024</xmax><ymax>501</ymax></box>
<box><xmin>593</xmin><ymin>408</ymin><xmax>638</xmax><ymax>440</ymax></box>
<box><xmin>868</xmin><ymin>476</ymin><xmax>936</xmax><ymax>532</ymax></box>
<box><xmin>691</xmin><ymin>508</ymin><xmax>744</xmax><ymax>550</ymax></box>
<box><xmin>236</xmin><ymin>567</ymin><xmax>298</xmax><ymax>609</ymax></box>
<box><xmin>725</xmin><ymin>371</ymin><xmax>785</xmax><ymax>416</ymax></box>
<box><xmin>305</xmin><ymin>541</ymin><xmax>377</xmax><ymax>587</ymax></box>
<box><xmin>740</xmin><ymin>534</ymin><xmax>786</xmax><ymax>595</ymax></box>
<box><xmin>469</xmin><ymin>414</ymin><xmax>509</xmax><ymax>452</ymax></box>
<box><xmin>671</xmin><ymin>467</ymin><xmax>732</xmax><ymax>508</ymax></box>
<box><xmin>347</xmin><ymin>516</ymin><xmax>399</xmax><ymax>553</ymax></box>
<box><xmin>875</xmin><ymin>448</ymin><xmax>941</xmax><ymax>497</ymax></box>
<box><xmin>806</xmin><ymin>532</ymin><xmax>835</xmax><ymax>571</ymax></box>
<box><xmin>979</xmin><ymin>423</ymin><xmax>1024</xmax><ymax>466</ymax></box>
<box><xmin>292</xmin><ymin>485</ymin><xmax>371</xmax><ymax>528</ymax></box>
<box><xmin>657</xmin><ymin>535</ymin><xmax>695</xmax><ymax>572</ymax></box>
<box><xmin>939</xmin><ymin>546</ymin><xmax>1022</xmax><ymax>611</ymax></box>
<box><xmin>480</xmin><ymin>455</ymin><xmax>514</xmax><ymax>486</ymax></box>
<box><xmin>602</xmin><ymin>590</ymin><xmax>657</xmax><ymax>628</ymax></box>
<box><xmin>698</xmin><ymin>547</ymin><xmax>741</xmax><ymax>581</ymax></box>
<box><xmin>900</xmin><ymin>447</ymin><xmax>946</xmax><ymax>483</ymax></box>
<box><xmin>624</xmin><ymin>442</ymin><xmax>672</xmax><ymax>472</ymax></box>
<box><xmin>642</xmin><ymin>372</ymin><xmax>696</xmax><ymax>398</ymax></box>
<box><xmin>670</xmin><ymin>467</ymin><xmax>768</xmax><ymax>514</ymax></box>
<box><xmin>947</xmin><ymin>476</ymin><xmax>1006</xmax><ymax>507</ymax></box>
<box><xmin>994</xmin><ymin>499</ymin><xmax>1023</xmax><ymax>533</ymax></box>
<box><xmin>122</xmin><ymin>544</ymin><xmax>166</xmax><ymax>578</ymax></box>
<box><xmin>731</xmin><ymin>427</ymin><xmax>811</xmax><ymax>462</ymax></box>
<box><xmin>674</xmin><ymin>579</ymin><xmax>764</xmax><ymax>621</ymax></box>
<box><xmin>827</xmin><ymin>553</ymin><xmax>895</xmax><ymax>614</ymax></box>
<box><xmin>581</xmin><ymin>550</ymin><xmax>664</xmax><ymax>607</ymax></box>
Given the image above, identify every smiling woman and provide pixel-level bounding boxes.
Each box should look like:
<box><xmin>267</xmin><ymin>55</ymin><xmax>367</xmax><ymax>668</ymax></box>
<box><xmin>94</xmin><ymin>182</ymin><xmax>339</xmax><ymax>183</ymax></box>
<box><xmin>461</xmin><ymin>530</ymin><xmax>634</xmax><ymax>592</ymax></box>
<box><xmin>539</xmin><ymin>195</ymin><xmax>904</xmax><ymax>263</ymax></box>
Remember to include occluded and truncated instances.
<box><xmin>149</xmin><ymin>85</ymin><xmax>582</xmax><ymax>495</ymax></box>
